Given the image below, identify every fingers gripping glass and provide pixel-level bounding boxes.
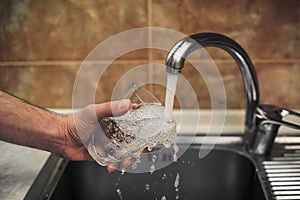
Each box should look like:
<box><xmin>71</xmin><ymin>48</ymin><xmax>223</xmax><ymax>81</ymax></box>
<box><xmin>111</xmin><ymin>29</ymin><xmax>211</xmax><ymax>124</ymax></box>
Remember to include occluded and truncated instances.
<box><xmin>87</xmin><ymin>83</ymin><xmax>177</xmax><ymax>170</ymax></box>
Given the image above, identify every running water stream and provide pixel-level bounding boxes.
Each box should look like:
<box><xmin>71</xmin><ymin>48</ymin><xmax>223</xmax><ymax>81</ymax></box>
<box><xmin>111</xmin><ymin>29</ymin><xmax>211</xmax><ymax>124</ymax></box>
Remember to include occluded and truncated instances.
<box><xmin>165</xmin><ymin>73</ymin><xmax>179</xmax><ymax>163</ymax></box>
<box><xmin>115</xmin><ymin>73</ymin><xmax>180</xmax><ymax>200</ymax></box>
<box><xmin>164</xmin><ymin>73</ymin><xmax>179</xmax><ymax>122</ymax></box>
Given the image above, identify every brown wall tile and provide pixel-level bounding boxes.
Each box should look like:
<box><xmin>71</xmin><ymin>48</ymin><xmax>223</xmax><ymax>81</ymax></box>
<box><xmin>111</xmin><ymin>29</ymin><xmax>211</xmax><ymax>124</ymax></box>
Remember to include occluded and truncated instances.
<box><xmin>0</xmin><ymin>0</ymin><xmax>148</xmax><ymax>61</ymax></box>
<box><xmin>151</xmin><ymin>60</ymin><xmax>300</xmax><ymax>109</ymax></box>
<box><xmin>0</xmin><ymin>61</ymin><xmax>150</xmax><ymax>108</ymax></box>
<box><xmin>152</xmin><ymin>0</ymin><xmax>300</xmax><ymax>59</ymax></box>
<box><xmin>150</xmin><ymin>59</ymin><xmax>244</xmax><ymax>109</ymax></box>
<box><xmin>0</xmin><ymin>64</ymin><xmax>79</xmax><ymax>107</ymax></box>
<box><xmin>256</xmin><ymin>62</ymin><xmax>300</xmax><ymax>109</ymax></box>
<box><xmin>0</xmin><ymin>0</ymin><xmax>299</xmax><ymax>109</ymax></box>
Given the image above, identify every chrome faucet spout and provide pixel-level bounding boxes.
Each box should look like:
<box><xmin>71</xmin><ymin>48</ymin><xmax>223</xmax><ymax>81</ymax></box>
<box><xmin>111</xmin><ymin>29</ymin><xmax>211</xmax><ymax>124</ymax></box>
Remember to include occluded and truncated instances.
<box><xmin>166</xmin><ymin>32</ymin><xmax>300</xmax><ymax>155</ymax></box>
<box><xmin>166</xmin><ymin>32</ymin><xmax>260</xmax><ymax>145</ymax></box>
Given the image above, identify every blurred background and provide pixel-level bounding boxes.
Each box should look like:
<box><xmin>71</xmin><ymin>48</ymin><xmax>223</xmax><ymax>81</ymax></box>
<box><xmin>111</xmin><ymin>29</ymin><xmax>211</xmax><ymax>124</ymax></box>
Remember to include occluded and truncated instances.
<box><xmin>0</xmin><ymin>0</ymin><xmax>299</xmax><ymax>109</ymax></box>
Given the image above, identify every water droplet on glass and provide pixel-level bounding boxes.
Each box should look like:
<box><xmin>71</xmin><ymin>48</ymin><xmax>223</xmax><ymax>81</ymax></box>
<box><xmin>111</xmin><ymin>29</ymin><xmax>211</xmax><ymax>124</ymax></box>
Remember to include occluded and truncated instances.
<box><xmin>149</xmin><ymin>164</ymin><xmax>155</xmax><ymax>174</ymax></box>
<box><xmin>173</xmin><ymin>143</ymin><xmax>179</xmax><ymax>153</ymax></box>
<box><xmin>152</xmin><ymin>154</ymin><xmax>158</xmax><ymax>162</ymax></box>
<box><xmin>173</xmin><ymin>143</ymin><xmax>179</xmax><ymax>162</ymax></box>
<box><xmin>121</xmin><ymin>168</ymin><xmax>125</xmax><ymax>175</ymax></box>
<box><xmin>147</xmin><ymin>146</ymin><xmax>153</xmax><ymax>151</ymax></box>
<box><xmin>173</xmin><ymin>154</ymin><xmax>178</xmax><ymax>162</ymax></box>
<box><xmin>163</xmin><ymin>142</ymin><xmax>171</xmax><ymax>148</ymax></box>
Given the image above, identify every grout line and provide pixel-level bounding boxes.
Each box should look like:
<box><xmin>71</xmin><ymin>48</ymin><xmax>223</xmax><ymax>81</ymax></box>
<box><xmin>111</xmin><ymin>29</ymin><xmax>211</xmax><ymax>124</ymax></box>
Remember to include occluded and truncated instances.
<box><xmin>147</xmin><ymin>0</ymin><xmax>152</xmax><ymax>28</ymax></box>
<box><xmin>0</xmin><ymin>60</ymin><xmax>149</xmax><ymax>66</ymax></box>
<box><xmin>0</xmin><ymin>59</ymin><xmax>299</xmax><ymax>67</ymax></box>
<box><xmin>0</xmin><ymin>61</ymin><xmax>83</xmax><ymax>66</ymax></box>
<box><xmin>252</xmin><ymin>59</ymin><xmax>300</xmax><ymax>64</ymax></box>
<box><xmin>147</xmin><ymin>0</ymin><xmax>154</xmax><ymax>90</ymax></box>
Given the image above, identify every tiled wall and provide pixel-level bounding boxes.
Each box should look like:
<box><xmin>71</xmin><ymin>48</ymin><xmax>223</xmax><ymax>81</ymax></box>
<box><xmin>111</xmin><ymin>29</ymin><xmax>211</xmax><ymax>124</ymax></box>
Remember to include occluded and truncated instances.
<box><xmin>0</xmin><ymin>0</ymin><xmax>299</xmax><ymax>109</ymax></box>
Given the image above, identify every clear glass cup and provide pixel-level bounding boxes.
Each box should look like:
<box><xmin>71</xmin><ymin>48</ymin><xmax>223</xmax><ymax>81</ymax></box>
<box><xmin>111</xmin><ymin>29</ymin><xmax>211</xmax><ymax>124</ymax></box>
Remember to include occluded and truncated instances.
<box><xmin>87</xmin><ymin>83</ymin><xmax>177</xmax><ymax>168</ymax></box>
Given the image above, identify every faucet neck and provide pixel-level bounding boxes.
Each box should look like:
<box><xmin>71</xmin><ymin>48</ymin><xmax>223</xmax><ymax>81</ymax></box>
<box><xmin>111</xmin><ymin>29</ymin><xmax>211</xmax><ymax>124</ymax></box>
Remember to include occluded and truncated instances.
<box><xmin>166</xmin><ymin>33</ymin><xmax>260</xmax><ymax>141</ymax></box>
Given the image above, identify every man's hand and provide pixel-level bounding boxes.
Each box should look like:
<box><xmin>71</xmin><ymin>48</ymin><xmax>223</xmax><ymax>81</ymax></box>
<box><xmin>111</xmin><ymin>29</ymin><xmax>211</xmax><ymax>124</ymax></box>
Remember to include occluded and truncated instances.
<box><xmin>61</xmin><ymin>99</ymin><xmax>132</xmax><ymax>170</ymax></box>
<box><xmin>0</xmin><ymin>90</ymin><xmax>134</xmax><ymax>172</ymax></box>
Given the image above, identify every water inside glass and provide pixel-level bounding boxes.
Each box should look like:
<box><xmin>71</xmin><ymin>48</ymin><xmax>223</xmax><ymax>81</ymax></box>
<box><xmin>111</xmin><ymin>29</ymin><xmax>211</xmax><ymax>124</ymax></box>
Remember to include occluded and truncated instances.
<box><xmin>87</xmin><ymin>83</ymin><xmax>177</xmax><ymax>168</ymax></box>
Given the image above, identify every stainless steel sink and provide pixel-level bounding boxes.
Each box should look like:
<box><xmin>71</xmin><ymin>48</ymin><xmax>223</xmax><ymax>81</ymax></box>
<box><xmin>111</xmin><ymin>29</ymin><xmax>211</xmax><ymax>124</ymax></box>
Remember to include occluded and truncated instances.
<box><xmin>23</xmin><ymin>31</ymin><xmax>300</xmax><ymax>199</ymax></box>
<box><xmin>47</xmin><ymin>146</ymin><xmax>266</xmax><ymax>200</ymax></box>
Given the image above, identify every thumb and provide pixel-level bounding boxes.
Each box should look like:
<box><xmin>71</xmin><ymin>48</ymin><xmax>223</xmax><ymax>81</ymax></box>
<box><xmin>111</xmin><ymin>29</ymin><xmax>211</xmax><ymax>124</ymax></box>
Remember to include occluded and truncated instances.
<box><xmin>94</xmin><ymin>99</ymin><xmax>131</xmax><ymax>119</ymax></box>
<box><xmin>69</xmin><ymin>100</ymin><xmax>131</xmax><ymax>145</ymax></box>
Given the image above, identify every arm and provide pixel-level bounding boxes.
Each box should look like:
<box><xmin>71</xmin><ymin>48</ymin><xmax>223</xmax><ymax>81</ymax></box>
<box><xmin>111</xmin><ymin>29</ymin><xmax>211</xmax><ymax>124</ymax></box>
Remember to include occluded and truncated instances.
<box><xmin>0</xmin><ymin>90</ymin><xmax>131</xmax><ymax>162</ymax></box>
<box><xmin>0</xmin><ymin>90</ymin><xmax>67</xmax><ymax>156</ymax></box>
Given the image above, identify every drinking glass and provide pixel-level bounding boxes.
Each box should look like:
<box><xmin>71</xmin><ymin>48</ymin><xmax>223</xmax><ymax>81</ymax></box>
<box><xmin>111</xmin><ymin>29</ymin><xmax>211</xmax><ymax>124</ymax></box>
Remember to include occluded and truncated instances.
<box><xmin>87</xmin><ymin>83</ymin><xmax>177</xmax><ymax>168</ymax></box>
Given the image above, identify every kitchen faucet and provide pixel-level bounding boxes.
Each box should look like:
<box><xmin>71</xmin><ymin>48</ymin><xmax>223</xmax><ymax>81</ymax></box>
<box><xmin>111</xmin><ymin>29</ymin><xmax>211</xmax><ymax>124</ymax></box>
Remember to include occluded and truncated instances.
<box><xmin>166</xmin><ymin>32</ymin><xmax>300</xmax><ymax>155</ymax></box>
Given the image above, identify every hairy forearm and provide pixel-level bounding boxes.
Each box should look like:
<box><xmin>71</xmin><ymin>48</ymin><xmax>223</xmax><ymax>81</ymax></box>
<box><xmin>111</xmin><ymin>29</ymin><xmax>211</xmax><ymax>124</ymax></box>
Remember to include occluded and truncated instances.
<box><xmin>0</xmin><ymin>90</ymin><xmax>66</xmax><ymax>154</ymax></box>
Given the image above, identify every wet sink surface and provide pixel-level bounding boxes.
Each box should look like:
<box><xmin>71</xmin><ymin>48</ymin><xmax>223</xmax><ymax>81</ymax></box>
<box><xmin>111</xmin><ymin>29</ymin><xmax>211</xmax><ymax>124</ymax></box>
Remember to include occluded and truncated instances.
<box><xmin>50</xmin><ymin>147</ymin><xmax>266</xmax><ymax>200</ymax></box>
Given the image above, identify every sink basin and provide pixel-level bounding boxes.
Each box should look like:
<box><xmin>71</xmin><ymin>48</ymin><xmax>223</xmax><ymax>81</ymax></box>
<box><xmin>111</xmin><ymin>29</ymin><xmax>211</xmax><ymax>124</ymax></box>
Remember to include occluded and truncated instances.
<box><xmin>49</xmin><ymin>146</ymin><xmax>266</xmax><ymax>200</ymax></box>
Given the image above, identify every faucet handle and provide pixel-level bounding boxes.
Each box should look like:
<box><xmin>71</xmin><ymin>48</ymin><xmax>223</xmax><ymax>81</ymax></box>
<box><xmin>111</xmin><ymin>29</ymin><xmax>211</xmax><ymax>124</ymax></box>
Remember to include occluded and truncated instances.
<box><xmin>257</xmin><ymin>104</ymin><xmax>300</xmax><ymax>130</ymax></box>
<box><xmin>250</xmin><ymin>105</ymin><xmax>300</xmax><ymax>155</ymax></box>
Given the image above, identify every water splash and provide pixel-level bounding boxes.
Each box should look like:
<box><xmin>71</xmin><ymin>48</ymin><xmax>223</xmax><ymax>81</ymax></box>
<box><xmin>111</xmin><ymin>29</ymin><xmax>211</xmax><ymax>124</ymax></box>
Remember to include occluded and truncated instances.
<box><xmin>149</xmin><ymin>164</ymin><xmax>155</xmax><ymax>174</ymax></box>
<box><xmin>174</xmin><ymin>173</ymin><xmax>180</xmax><ymax>199</ymax></box>
<box><xmin>173</xmin><ymin>143</ymin><xmax>179</xmax><ymax>162</ymax></box>
<box><xmin>116</xmin><ymin>188</ymin><xmax>123</xmax><ymax>200</ymax></box>
<box><xmin>161</xmin><ymin>173</ymin><xmax>167</xmax><ymax>181</ymax></box>
<box><xmin>145</xmin><ymin>183</ymin><xmax>151</xmax><ymax>191</ymax></box>
<box><xmin>115</xmin><ymin>168</ymin><xmax>125</xmax><ymax>200</ymax></box>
